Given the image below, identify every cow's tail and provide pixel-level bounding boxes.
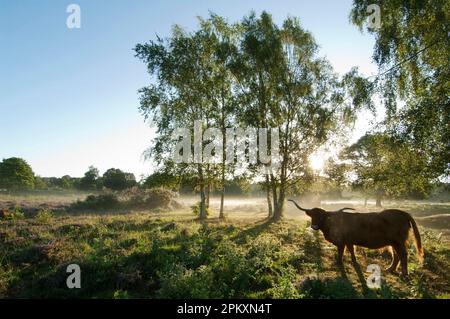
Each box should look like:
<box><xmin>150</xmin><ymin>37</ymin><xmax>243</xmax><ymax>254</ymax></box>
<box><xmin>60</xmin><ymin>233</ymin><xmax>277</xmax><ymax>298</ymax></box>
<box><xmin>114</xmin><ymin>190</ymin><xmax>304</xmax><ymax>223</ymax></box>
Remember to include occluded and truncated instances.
<box><xmin>408</xmin><ymin>214</ymin><xmax>424</xmax><ymax>263</ymax></box>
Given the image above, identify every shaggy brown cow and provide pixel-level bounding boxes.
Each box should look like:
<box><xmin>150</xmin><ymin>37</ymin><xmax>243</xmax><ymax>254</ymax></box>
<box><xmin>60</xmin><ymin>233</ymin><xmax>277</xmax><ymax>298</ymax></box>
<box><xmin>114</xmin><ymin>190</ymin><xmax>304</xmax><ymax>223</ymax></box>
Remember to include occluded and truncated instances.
<box><xmin>288</xmin><ymin>199</ymin><xmax>424</xmax><ymax>276</ymax></box>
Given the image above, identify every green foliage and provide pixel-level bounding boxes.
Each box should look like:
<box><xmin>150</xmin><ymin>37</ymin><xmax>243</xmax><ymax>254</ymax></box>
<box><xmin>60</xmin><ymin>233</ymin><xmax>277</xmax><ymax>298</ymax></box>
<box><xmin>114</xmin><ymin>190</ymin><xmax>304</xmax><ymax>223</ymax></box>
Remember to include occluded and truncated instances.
<box><xmin>2</xmin><ymin>206</ymin><xmax>25</xmax><ymax>221</ymax></box>
<box><xmin>345</xmin><ymin>133</ymin><xmax>437</xmax><ymax>201</ymax></box>
<box><xmin>135</xmin><ymin>13</ymin><xmax>244</xmax><ymax>219</ymax></box>
<box><xmin>0</xmin><ymin>157</ymin><xmax>35</xmax><ymax>191</ymax></box>
<box><xmin>0</xmin><ymin>210</ymin><xmax>448</xmax><ymax>299</ymax></box>
<box><xmin>33</xmin><ymin>176</ymin><xmax>47</xmax><ymax>190</ymax></box>
<box><xmin>143</xmin><ymin>171</ymin><xmax>180</xmax><ymax>191</ymax></box>
<box><xmin>113</xmin><ymin>290</ymin><xmax>130</xmax><ymax>299</ymax></box>
<box><xmin>223</xmin><ymin>179</ymin><xmax>251</xmax><ymax>196</ymax></box>
<box><xmin>409</xmin><ymin>275</ymin><xmax>435</xmax><ymax>299</ymax></box>
<box><xmin>190</xmin><ymin>202</ymin><xmax>210</xmax><ymax>217</ymax></box>
<box><xmin>269</xmin><ymin>267</ymin><xmax>300</xmax><ymax>299</ymax></box>
<box><xmin>34</xmin><ymin>175</ymin><xmax>77</xmax><ymax>191</ymax></box>
<box><xmin>35</xmin><ymin>209</ymin><xmax>53</xmax><ymax>224</ymax></box>
<box><xmin>232</xmin><ymin>12</ymin><xmax>368</xmax><ymax>218</ymax></box>
<box><xmin>79</xmin><ymin>166</ymin><xmax>100</xmax><ymax>191</ymax></box>
<box><xmin>123</xmin><ymin>187</ymin><xmax>178</xmax><ymax>210</ymax></box>
<box><xmin>70</xmin><ymin>188</ymin><xmax>177</xmax><ymax>212</ymax></box>
<box><xmin>71</xmin><ymin>194</ymin><xmax>120</xmax><ymax>211</ymax></box>
<box><xmin>157</xmin><ymin>264</ymin><xmax>217</xmax><ymax>298</ymax></box>
<box><xmin>298</xmin><ymin>276</ymin><xmax>358</xmax><ymax>299</ymax></box>
<box><xmin>103</xmin><ymin>168</ymin><xmax>136</xmax><ymax>191</ymax></box>
<box><xmin>350</xmin><ymin>0</ymin><xmax>449</xmax><ymax>178</ymax></box>
<box><xmin>323</xmin><ymin>158</ymin><xmax>351</xmax><ymax>198</ymax></box>
<box><xmin>60</xmin><ymin>175</ymin><xmax>74</xmax><ymax>189</ymax></box>
<box><xmin>135</xmin><ymin>11</ymin><xmax>373</xmax><ymax>220</ymax></box>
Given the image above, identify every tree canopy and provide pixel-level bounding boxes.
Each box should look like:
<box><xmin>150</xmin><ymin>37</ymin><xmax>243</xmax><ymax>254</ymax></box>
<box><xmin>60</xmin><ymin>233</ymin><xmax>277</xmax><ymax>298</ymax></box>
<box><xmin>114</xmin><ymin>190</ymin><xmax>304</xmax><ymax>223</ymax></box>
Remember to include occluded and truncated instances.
<box><xmin>103</xmin><ymin>168</ymin><xmax>137</xmax><ymax>191</ymax></box>
<box><xmin>344</xmin><ymin>133</ymin><xmax>437</xmax><ymax>206</ymax></box>
<box><xmin>350</xmin><ymin>0</ymin><xmax>450</xmax><ymax>179</ymax></box>
<box><xmin>0</xmin><ymin>157</ymin><xmax>35</xmax><ymax>191</ymax></box>
<box><xmin>135</xmin><ymin>11</ymin><xmax>371</xmax><ymax>219</ymax></box>
<box><xmin>79</xmin><ymin>166</ymin><xmax>100</xmax><ymax>191</ymax></box>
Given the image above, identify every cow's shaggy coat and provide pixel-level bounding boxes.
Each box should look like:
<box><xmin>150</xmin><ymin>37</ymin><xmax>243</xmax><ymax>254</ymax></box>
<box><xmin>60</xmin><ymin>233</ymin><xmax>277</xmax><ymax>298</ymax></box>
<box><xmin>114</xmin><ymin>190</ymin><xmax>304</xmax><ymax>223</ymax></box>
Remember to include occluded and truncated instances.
<box><xmin>288</xmin><ymin>200</ymin><xmax>424</xmax><ymax>276</ymax></box>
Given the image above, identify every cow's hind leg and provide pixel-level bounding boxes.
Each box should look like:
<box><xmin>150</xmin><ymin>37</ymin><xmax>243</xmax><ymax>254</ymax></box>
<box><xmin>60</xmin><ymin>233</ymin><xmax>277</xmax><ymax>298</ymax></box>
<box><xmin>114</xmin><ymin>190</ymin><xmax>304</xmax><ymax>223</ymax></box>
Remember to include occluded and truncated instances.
<box><xmin>386</xmin><ymin>246</ymin><xmax>399</xmax><ymax>273</ymax></box>
<box><xmin>346</xmin><ymin>244</ymin><xmax>358</xmax><ymax>264</ymax></box>
<box><xmin>395</xmin><ymin>243</ymin><xmax>409</xmax><ymax>276</ymax></box>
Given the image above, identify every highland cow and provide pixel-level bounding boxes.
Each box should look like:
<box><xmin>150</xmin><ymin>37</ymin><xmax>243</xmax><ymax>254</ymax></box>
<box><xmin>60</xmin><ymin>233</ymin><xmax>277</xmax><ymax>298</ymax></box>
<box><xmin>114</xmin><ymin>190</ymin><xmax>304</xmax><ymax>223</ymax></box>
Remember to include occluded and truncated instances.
<box><xmin>288</xmin><ymin>199</ymin><xmax>423</xmax><ymax>276</ymax></box>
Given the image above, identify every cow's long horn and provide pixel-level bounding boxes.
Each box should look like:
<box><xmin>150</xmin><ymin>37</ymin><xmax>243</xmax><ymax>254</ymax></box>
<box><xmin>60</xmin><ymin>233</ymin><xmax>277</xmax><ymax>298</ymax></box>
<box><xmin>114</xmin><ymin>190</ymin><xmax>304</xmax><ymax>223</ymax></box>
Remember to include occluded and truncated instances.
<box><xmin>288</xmin><ymin>199</ymin><xmax>309</xmax><ymax>212</ymax></box>
<box><xmin>336</xmin><ymin>207</ymin><xmax>355</xmax><ymax>212</ymax></box>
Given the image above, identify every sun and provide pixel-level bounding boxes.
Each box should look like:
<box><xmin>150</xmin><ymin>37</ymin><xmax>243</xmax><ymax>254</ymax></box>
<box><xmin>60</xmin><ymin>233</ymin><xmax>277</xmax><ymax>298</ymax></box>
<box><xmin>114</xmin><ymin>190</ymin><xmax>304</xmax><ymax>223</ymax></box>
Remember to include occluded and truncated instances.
<box><xmin>309</xmin><ymin>151</ymin><xmax>327</xmax><ymax>172</ymax></box>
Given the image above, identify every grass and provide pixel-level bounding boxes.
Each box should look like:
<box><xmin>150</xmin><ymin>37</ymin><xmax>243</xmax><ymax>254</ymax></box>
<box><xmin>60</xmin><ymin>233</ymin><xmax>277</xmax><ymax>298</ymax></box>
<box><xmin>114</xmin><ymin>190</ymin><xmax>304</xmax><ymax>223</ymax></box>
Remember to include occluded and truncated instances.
<box><xmin>0</xmin><ymin>208</ymin><xmax>449</xmax><ymax>299</ymax></box>
<box><xmin>0</xmin><ymin>191</ymin><xmax>91</xmax><ymax>204</ymax></box>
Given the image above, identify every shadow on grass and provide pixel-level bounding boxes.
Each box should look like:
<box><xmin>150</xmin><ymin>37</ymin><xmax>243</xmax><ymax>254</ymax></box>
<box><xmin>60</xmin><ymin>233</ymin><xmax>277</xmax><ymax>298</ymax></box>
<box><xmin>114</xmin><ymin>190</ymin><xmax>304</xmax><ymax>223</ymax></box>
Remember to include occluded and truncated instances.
<box><xmin>230</xmin><ymin>218</ymin><xmax>274</xmax><ymax>244</ymax></box>
<box><xmin>350</xmin><ymin>261</ymin><xmax>377</xmax><ymax>298</ymax></box>
<box><xmin>301</xmin><ymin>230</ymin><xmax>324</xmax><ymax>272</ymax></box>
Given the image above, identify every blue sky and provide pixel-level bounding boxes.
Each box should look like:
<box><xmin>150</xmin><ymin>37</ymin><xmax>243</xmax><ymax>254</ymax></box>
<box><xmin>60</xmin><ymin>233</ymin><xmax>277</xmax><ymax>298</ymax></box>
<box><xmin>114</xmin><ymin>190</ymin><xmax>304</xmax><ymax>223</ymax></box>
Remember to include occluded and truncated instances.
<box><xmin>0</xmin><ymin>0</ymin><xmax>378</xmax><ymax>179</ymax></box>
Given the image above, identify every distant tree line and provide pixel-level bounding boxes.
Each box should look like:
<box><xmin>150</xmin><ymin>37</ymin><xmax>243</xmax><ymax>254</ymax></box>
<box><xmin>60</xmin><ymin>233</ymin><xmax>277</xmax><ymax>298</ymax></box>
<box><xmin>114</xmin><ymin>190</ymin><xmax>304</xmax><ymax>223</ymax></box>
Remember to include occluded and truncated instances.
<box><xmin>0</xmin><ymin>156</ymin><xmax>254</xmax><ymax>195</ymax></box>
<box><xmin>0</xmin><ymin>154</ymin><xmax>447</xmax><ymax>207</ymax></box>
<box><xmin>0</xmin><ymin>158</ymin><xmax>137</xmax><ymax>192</ymax></box>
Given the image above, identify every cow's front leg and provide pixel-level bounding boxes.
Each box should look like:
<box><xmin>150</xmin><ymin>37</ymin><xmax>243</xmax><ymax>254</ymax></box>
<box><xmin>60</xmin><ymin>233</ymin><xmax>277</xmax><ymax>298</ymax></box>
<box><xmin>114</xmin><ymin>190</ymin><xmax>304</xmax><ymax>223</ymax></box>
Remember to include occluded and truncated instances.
<box><xmin>336</xmin><ymin>244</ymin><xmax>345</xmax><ymax>266</ymax></box>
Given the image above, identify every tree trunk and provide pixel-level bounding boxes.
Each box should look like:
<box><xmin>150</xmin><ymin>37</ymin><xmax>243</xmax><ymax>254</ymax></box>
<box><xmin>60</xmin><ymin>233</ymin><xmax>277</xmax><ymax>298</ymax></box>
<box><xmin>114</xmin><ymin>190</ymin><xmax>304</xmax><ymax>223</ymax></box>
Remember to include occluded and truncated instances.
<box><xmin>271</xmin><ymin>175</ymin><xmax>278</xmax><ymax>217</ymax></box>
<box><xmin>364</xmin><ymin>197</ymin><xmax>368</xmax><ymax>207</ymax></box>
<box><xmin>272</xmin><ymin>186</ymin><xmax>285</xmax><ymax>221</ymax></box>
<box><xmin>375</xmin><ymin>197</ymin><xmax>382</xmax><ymax>207</ymax></box>
<box><xmin>219</xmin><ymin>123</ymin><xmax>226</xmax><ymax>219</ymax></box>
<box><xmin>200</xmin><ymin>186</ymin><xmax>207</xmax><ymax>219</ymax></box>
<box><xmin>206</xmin><ymin>182</ymin><xmax>210</xmax><ymax>209</ymax></box>
<box><xmin>219</xmin><ymin>139</ymin><xmax>226</xmax><ymax>219</ymax></box>
<box><xmin>219</xmin><ymin>186</ymin><xmax>225</xmax><ymax>219</ymax></box>
<box><xmin>219</xmin><ymin>165</ymin><xmax>225</xmax><ymax>219</ymax></box>
<box><xmin>375</xmin><ymin>193</ymin><xmax>382</xmax><ymax>207</ymax></box>
<box><xmin>198</xmin><ymin>165</ymin><xmax>207</xmax><ymax>220</ymax></box>
<box><xmin>265</xmin><ymin>175</ymin><xmax>272</xmax><ymax>218</ymax></box>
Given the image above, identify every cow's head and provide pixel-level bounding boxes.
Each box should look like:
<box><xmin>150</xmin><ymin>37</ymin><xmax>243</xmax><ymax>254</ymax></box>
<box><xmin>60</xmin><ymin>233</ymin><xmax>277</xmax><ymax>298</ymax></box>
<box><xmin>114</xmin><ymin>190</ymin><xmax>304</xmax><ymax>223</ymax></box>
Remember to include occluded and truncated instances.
<box><xmin>288</xmin><ymin>199</ymin><xmax>354</xmax><ymax>230</ymax></box>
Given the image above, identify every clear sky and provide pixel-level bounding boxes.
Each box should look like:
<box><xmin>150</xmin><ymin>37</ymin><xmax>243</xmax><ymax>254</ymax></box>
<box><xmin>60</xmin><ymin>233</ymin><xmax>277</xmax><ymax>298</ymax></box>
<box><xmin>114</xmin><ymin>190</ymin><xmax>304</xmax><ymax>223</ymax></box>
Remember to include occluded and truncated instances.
<box><xmin>0</xmin><ymin>0</ymin><xmax>378</xmax><ymax>180</ymax></box>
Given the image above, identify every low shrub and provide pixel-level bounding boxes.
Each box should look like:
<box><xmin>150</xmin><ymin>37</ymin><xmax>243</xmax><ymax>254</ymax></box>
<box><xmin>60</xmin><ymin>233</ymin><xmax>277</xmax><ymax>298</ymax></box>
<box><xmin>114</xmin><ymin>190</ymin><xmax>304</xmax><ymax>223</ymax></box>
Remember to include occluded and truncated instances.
<box><xmin>270</xmin><ymin>267</ymin><xmax>300</xmax><ymax>299</ymax></box>
<box><xmin>298</xmin><ymin>276</ymin><xmax>358</xmax><ymax>299</ymax></box>
<box><xmin>123</xmin><ymin>188</ymin><xmax>178</xmax><ymax>210</ymax></box>
<box><xmin>113</xmin><ymin>290</ymin><xmax>130</xmax><ymax>299</ymax></box>
<box><xmin>71</xmin><ymin>194</ymin><xmax>120</xmax><ymax>211</ymax></box>
<box><xmin>1</xmin><ymin>207</ymin><xmax>24</xmax><ymax>221</ymax></box>
<box><xmin>70</xmin><ymin>188</ymin><xmax>178</xmax><ymax>212</ymax></box>
<box><xmin>157</xmin><ymin>264</ymin><xmax>218</xmax><ymax>298</ymax></box>
<box><xmin>35</xmin><ymin>209</ymin><xmax>53</xmax><ymax>224</ymax></box>
<box><xmin>191</xmin><ymin>202</ymin><xmax>210</xmax><ymax>217</ymax></box>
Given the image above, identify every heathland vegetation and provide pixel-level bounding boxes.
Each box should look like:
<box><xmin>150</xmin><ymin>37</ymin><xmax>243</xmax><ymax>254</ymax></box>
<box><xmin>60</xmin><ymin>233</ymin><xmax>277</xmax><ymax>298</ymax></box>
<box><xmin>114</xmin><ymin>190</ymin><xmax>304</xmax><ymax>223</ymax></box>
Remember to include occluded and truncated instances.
<box><xmin>1</xmin><ymin>1</ymin><xmax>449</xmax><ymax>299</ymax></box>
